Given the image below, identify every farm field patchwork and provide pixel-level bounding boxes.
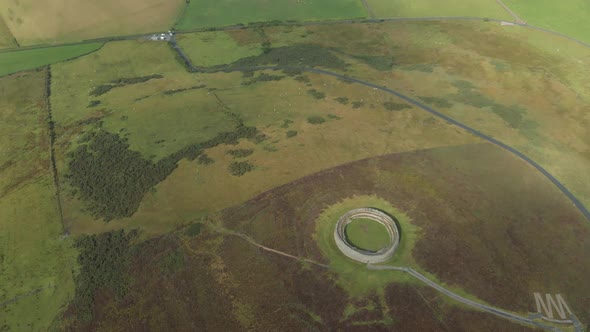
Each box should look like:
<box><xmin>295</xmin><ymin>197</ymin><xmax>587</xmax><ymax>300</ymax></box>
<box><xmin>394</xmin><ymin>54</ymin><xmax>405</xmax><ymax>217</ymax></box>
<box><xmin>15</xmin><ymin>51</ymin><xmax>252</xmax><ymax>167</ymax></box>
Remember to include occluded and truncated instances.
<box><xmin>364</xmin><ymin>0</ymin><xmax>513</xmax><ymax>20</ymax></box>
<box><xmin>0</xmin><ymin>0</ymin><xmax>184</xmax><ymax>45</ymax></box>
<box><xmin>504</xmin><ymin>0</ymin><xmax>590</xmax><ymax>44</ymax></box>
<box><xmin>174</xmin><ymin>0</ymin><xmax>367</xmax><ymax>30</ymax></box>
<box><xmin>0</xmin><ymin>43</ymin><xmax>102</xmax><ymax>77</ymax></box>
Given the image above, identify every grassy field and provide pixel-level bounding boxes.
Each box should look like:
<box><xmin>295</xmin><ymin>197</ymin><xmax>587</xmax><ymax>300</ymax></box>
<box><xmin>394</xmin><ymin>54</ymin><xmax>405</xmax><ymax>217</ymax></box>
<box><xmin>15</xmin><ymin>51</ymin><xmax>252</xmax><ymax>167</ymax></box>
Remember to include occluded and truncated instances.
<box><xmin>175</xmin><ymin>0</ymin><xmax>367</xmax><ymax>30</ymax></box>
<box><xmin>257</xmin><ymin>20</ymin><xmax>590</xmax><ymax>216</ymax></box>
<box><xmin>0</xmin><ymin>0</ymin><xmax>184</xmax><ymax>45</ymax></box>
<box><xmin>50</xmin><ymin>56</ymin><xmax>480</xmax><ymax>236</ymax></box>
<box><xmin>365</xmin><ymin>0</ymin><xmax>513</xmax><ymax>20</ymax></box>
<box><xmin>0</xmin><ymin>16</ymin><xmax>17</xmax><ymax>49</ymax></box>
<box><xmin>0</xmin><ymin>43</ymin><xmax>102</xmax><ymax>77</ymax></box>
<box><xmin>344</xmin><ymin>218</ymin><xmax>391</xmax><ymax>251</ymax></box>
<box><xmin>176</xmin><ymin>31</ymin><xmax>263</xmax><ymax>67</ymax></box>
<box><xmin>504</xmin><ymin>0</ymin><xmax>590</xmax><ymax>44</ymax></box>
<box><xmin>0</xmin><ymin>70</ymin><xmax>77</xmax><ymax>331</ymax></box>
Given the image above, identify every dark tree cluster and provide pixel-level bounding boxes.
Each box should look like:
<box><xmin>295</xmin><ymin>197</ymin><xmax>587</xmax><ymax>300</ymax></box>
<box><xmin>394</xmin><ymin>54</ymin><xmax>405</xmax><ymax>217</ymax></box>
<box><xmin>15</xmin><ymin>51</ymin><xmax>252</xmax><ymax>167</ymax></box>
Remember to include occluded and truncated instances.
<box><xmin>87</xmin><ymin>100</ymin><xmax>101</xmax><ymax>108</ymax></box>
<box><xmin>352</xmin><ymin>101</ymin><xmax>364</xmax><ymax>109</ymax></box>
<box><xmin>222</xmin><ymin>44</ymin><xmax>349</xmax><ymax>70</ymax></box>
<box><xmin>307</xmin><ymin>89</ymin><xmax>325</xmax><ymax>100</ymax></box>
<box><xmin>228</xmin><ymin>161</ymin><xmax>255</xmax><ymax>176</ymax></box>
<box><xmin>73</xmin><ymin>229</ymin><xmax>137</xmax><ymax>321</ymax></box>
<box><xmin>197</xmin><ymin>154</ymin><xmax>214</xmax><ymax>165</ymax></box>
<box><xmin>307</xmin><ymin>116</ymin><xmax>326</xmax><ymax>124</ymax></box>
<box><xmin>66</xmin><ymin>130</ymin><xmax>177</xmax><ymax>221</ymax></box>
<box><xmin>226</xmin><ymin>148</ymin><xmax>254</xmax><ymax>158</ymax></box>
<box><xmin>383</xmin><ymin>101</ymin><xmax>412</xmax><ymax>111</ymax></box>
<box><xmin>335</xmin><ymin>97</ymin><xmax>349</xmax><ymax>105</ymax></box>
<box><xmin>241</xmin><ymin>72</ymin><xmax>284</xmax><ymax>85</ymax></box>
<box><xmin>90</xmin><ymin>74</ymin><xmax>164</xmax><ymax>97</ymax></box>
<box><xmin>67</xmin><ymin>124</ymin><xmax>258</xmax><ymax>221</ymax></box>
<box><xmin>162</xmin><ymin>84</ymin><xmax>206</xmax><ymax>96</ymax></box>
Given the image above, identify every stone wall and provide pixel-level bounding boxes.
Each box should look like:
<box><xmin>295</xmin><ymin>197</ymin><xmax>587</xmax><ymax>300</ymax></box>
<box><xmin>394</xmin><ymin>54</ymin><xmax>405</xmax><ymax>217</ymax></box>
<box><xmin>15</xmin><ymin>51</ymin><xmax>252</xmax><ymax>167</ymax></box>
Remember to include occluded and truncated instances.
<box><xmin>333</xmin><ymin>208</ymin><xmax>400</xmax><ymax>264</ymax></box>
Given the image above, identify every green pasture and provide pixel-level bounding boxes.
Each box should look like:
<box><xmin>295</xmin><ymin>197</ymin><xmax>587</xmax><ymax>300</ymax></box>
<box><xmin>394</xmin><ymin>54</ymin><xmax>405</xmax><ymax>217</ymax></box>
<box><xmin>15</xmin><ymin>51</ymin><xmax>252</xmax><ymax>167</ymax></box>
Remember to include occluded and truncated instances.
<box><xmin>365</xmin><ymin>0</ymin><xmax>512</xmax><ymax>20</ymax></box>
<box><xmin>176</xmin><ymin>31</ymin><xmax>263</xmax><ymax>67</ymax></box>
<box><xmin>504</xmin><ymin>0</ymin><xmax>590</xmax><ymax>44</ymax></box>
<box><xmin>0</xmin><ymin>71</ymin><xmax>77</xmax><ymax>331</ymax></box>
<box><xmin>0</xmin><ymin>177</ymin><xmax>77</xmax><ymax>331</ymax></box>
<box><xmin>0</xmin><ymin>43</ymin><xmax>102</xmax><ymax>77</ymax></box>
<box><xmin>344</xmin><ymin>218</ymin><xmax>391</xmax><ymax>251</ymax></box>
<box><xmin>175</xmin><ymin>0</ymin><xmax>367</xmax><ymax>30</ymax></box>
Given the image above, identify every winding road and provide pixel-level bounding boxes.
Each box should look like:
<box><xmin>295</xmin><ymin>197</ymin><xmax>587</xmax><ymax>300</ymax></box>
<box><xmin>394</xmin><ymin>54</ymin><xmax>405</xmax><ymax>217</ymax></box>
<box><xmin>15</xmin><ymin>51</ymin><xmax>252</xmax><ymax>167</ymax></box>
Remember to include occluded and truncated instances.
<box><xmin>168</xmin><ymin>34</ymin><xmax>590</xmax><ymax>225</ymax></box>
<box><xmin>2</xmin><ymin>11</ymin><xmax>589</xmax><ymax>332</ymax></box>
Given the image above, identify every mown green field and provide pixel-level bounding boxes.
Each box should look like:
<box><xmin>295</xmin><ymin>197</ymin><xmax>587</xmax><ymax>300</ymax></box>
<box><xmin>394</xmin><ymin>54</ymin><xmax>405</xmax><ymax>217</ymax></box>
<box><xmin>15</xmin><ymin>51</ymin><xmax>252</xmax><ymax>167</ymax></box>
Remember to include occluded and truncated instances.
<box><xmin>504</xmin><ymin>0</ymin><xmax>590</xmax><ymax>44</ymax></box>
<box><xmin>0</xmin><ymin>70</ymin><xmax>77</xmax><ymax>331</ymax></box>
<box><xmin>175</xmin><ymin>0</ymin><xmax>367</xmax><ymax>30</ymax></box>
<box><xmin>344</xmin><ymin>218</ymin><xmax>391</xmax><ymax>251</ymax></box>
<box><xmin>365</xmin><ymin>0</ymin><xmax>512</xmax><ymax>20</ymax></box>
<box><xmin>0</xmin><ymin>43</ymin><xmax>102</xmax><ymax>77</ymax></box>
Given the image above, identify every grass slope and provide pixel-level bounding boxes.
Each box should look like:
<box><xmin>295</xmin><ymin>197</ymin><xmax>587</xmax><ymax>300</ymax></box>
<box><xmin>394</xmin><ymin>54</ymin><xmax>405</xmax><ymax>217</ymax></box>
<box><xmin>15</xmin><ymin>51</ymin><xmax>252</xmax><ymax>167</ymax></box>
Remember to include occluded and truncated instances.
<box><xmin>0</xmin><ymin>43</ymin><xmax>102</xmax><ymax>77</ymax></box>
<box><xmin>176</xmin><ymin>31</ymin><xmax>263</xmax><ymax>67</ymax></box>
<box><xmin>504</xmin><ymin>0</ymin><xmax>590</xmax><ymax>44</ymax></box>
<box><xmin>365</xmin><ymin>0</ymin><xmax>513</xmax><ymax>20</ymax></box>
<box><xmin>0</xmin><ymin>0</ymin><xmax>184</xmax><ymax>45</ymax></box>
<box><xmin>175</xmin><ymin>0</ymin><xmax>367</xmax><ymax>30</ymax></box>
<box><xmin>0</xmin><ymin>70</ymin><xmax>77</xmax><ymax>331</ymax></box>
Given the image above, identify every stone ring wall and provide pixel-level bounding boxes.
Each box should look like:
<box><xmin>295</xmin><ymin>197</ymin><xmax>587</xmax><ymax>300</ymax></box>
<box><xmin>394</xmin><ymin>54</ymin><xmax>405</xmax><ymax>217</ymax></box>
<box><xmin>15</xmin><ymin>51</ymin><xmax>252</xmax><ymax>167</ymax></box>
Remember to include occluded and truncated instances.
<box><xmin>333</xmin><ymin>208</ymin><xmax>400</xmax><ymax>264</ymax></box>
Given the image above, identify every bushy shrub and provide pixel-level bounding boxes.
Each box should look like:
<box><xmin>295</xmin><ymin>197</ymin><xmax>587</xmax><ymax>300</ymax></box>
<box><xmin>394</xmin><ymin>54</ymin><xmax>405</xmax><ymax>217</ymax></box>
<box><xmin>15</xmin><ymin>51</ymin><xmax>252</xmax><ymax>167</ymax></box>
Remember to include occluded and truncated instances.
<box><xmin>286</xmin><ymin>130</ymin><xmax>298</xmax><ymax>138</ymax></box>
<box><xmin>307</xmin><ymin>116</ymin><xmax>325</xmax><ymax>124</ymax></box>
<box><xmin>383</xmin><ymin>101</ymin><xmax>412</xmax><ymax>111</ymax></box>
<box><xmin>226</xmin><ymin>149</ymin><xmax>254</xmax><ymax>158</ymax></box>
<box><xmin>228</xmin><ymin>161</ymin><xmax>255</xmax><ymax>176</ymax></box>
<box><xmin>335</xmin><ymin>97</ymin><xmax>349</xmax><ymax>105</ymax></box>
<box><xmin>308</xmin><ymin>89</ymin><xmax>325</xmax><ymax>100</ymax></box>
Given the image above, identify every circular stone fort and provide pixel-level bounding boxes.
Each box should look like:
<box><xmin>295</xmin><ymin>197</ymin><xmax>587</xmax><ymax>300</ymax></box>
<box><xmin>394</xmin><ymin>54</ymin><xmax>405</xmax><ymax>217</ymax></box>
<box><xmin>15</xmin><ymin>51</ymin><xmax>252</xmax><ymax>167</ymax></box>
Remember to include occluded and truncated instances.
<box><xmin>334</xmin><ymin>208</ymin><xmax>400</xmax><ymax>264</ymax></box>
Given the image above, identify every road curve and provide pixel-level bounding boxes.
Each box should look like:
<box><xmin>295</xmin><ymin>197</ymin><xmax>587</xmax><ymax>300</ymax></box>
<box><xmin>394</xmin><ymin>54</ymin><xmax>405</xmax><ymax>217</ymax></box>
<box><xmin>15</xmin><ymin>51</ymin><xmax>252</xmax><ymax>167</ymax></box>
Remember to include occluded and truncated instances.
<box><xmin>368</xmin><ymin>264</ymin><xmax>570</xmax><ymax>331</ymax></box>
<box><xmin>180</xmin><ymin>60</ymin><xmax>590</xmax><ymax>225</ymax></box>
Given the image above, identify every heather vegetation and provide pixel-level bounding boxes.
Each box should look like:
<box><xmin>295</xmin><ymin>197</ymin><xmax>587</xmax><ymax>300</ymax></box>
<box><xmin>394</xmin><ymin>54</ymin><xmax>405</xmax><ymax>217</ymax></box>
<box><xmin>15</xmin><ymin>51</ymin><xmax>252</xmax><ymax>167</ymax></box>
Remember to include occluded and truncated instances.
<box><xmin>72</xmin><ymin>230</ymin><xmax>137</xmax><ymax>321</ymax></box>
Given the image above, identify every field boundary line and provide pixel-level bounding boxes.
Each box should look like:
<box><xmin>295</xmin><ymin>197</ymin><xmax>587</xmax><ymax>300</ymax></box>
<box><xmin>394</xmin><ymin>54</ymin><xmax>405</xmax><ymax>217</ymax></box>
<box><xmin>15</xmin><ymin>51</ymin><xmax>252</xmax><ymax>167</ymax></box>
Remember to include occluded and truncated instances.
<box><xmin>1</xmin><ymin>15</ymin><xmax>590</xmax><ymax>56</ymax></box>
<box><xmin>360</xmin><ymin>0</ymin><xmax>375</xmax><ymax>19</ymax></box>
<box><xmin>495</xmin><ymin>0</ymin><xmax>526</xmax><ymax>24</ymax></box>
<box><xmin>43</xmin><ymin>66</ymin><xmax>66</xmax><ymax>234</ymax></box>
<box><xmin>0</xmin><ymin>285</ymin><xmax>56</xmax><ymax>307</ymax></box>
